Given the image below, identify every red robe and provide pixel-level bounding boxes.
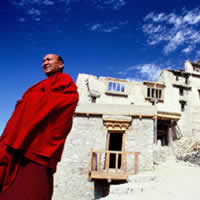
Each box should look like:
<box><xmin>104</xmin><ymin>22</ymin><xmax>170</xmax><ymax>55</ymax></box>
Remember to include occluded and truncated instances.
<box><xmin>0</xmin><ymin>72</ymin><xmax>79</xmax><ymax>191</ymax></box>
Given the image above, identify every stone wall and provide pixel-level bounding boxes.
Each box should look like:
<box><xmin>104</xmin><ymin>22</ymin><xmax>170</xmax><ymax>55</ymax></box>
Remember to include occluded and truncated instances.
<box><xmin>126</xmin><ymin>118</ymin><xmax>154</xmax><ymax>171</ymax></box>
<box><xmin>53</xmin><ymin>116</ymin><xmax>106</xmax><ymax>200</ymax></box>
<box><xmin>53</xmin><ymin>115</ymin><xmax>154</xmax><ymax>200</ymax></box>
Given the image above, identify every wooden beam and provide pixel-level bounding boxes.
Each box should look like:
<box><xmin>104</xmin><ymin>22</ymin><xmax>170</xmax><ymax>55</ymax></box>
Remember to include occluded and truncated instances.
<box><xmin>134</xmin><ymin>152</ymin><xmax>139</xmax><ymax>174</ymax></box>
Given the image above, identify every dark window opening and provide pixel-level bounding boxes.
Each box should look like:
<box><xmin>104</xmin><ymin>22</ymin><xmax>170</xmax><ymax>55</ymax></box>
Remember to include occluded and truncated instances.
<box><xmin>159</xmin><ymin>90</ymin><xmax>162</xmax><ymax>99</ymax></box>
<box><xmin>91</xmin><ymin>96</ymin><xmax>96</xmax><ymax>103</ymax></box>
<box><xmin>108</xmin><ymin>132</ymin><xmax>123</xmax><ymax>168</ymax></box>
<box><xmin>152</xmin><ymin>88</ymin><xmax>155</xmax><ymax>97</ymax></box>
<box><xmin>176</xmin><ymin>76</ymin><xmax>179</xmax><ymax>81</ymax></box>
<box><xmin>179</xmin><ymin>88</ymin><xmax>184</xmax><ymax>96</ymax></box>
<box><xmin>94</xmin><ymin>181</ymin><xmax>110</xmax><ymax>199</ymax></box>
<box><xmin>185</xmin><ymin>76</ymin><xmax>189</xmax><ymax>84</ymax></box>
<box><xmin>180</xmin><ymin>101</ymin><xmax>186</xmax><ymax>112</ymax></box>
<box><xmin>147</xmin><ymin>88</ymin><xmax>151</xmax><ymax>97</ymax></box>
<box><xmin>198</xmin><ymin>90</ymin><xmax>200</xmax><ymax>100</ymax></box>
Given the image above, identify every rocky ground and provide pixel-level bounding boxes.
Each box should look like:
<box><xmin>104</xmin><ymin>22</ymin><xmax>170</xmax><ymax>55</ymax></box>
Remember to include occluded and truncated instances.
<box><xmin>100</xmin><ymin>136</ymin><xmax>200</xmax><ymax>200</ymax></box>
<box><xmin>101</xmin><ymin>157</ymin><xmax>200</xmax><ymax>200</ymax></box>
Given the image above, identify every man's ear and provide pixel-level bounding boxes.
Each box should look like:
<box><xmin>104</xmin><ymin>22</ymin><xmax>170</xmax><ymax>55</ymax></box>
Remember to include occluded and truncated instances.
<box><xmin>59</xmin><ymin>62</ymin><xmax>64</xmax><ymax>69</ymax></box>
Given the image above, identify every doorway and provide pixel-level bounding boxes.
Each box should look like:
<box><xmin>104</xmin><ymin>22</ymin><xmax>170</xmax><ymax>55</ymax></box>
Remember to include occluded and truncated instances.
<box><xmin>157</xmin><ymin>120</ymin><xmax>170</xmax><ymax>146</ymax></box>
<box><xmin>107</xmin><ymin>132</ymin><xmax>124</xmax><ymax>168</ymax></box>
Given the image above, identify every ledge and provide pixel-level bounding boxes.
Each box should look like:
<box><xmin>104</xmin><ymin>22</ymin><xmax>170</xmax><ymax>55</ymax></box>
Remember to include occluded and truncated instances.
<box><xmin>105</xmin><ymin>91</ymin><xmax>128</xmax><ymax>97</ymax></box>
<box><xmin>173</xmin><ymin>84</ymin><xmax>191</xmax><ymax>90</ymax></box>
<box><xmin>157</xmin><ymin>111</ymin><xmax>181</xmax><ymax>120</ymax></box>
<box><xmin>75</xmin><ymin>104</ymin><xmax>157</xmax><ymax>117</ymax></box>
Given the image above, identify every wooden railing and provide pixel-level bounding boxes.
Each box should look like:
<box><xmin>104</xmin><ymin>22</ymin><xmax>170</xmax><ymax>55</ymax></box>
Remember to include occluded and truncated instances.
<box><xmin>88</xmin><ymin>149</ymin><xmax>139</xmax><ymax>181</ymax></box>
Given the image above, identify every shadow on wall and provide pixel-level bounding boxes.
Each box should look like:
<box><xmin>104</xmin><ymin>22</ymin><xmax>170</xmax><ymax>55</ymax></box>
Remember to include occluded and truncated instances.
<box><xmin>94</xmin><ymin>180</ymin><xmax>110</xmax><ymax>199</ymax></box>
<box><xmin>94</xmin><ymin>180</ymin><xmax>127</xmax><ymax>199</ymax></box>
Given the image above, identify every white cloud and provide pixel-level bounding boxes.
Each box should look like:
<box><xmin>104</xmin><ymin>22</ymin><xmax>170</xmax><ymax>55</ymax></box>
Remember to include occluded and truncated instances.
<box><xmin>118</xmin><ymin>64</ymin><xmax>163</xmax><ymax>81</ymax></box>
<box><xmin>12</xmin><ymin>0</ymin><xmax>42</xmax><ymax>6</ymax></box>
<box><xmin>102</xmin><ymin>26</ymin><xmax>119</xmax><ymax>32</ymax></box>
<box><xmin>89</xmin><ymin>23</ymin><xmax>120</xmax><ymax>32</ymax></box>
<box><xmin>17</xmin><ymin>17</ymin><xmax>25</xmax><ymax>22</ymax></box>
<box><xmin>27</xmin><ymin>8</ymin><xmax>41</xmax><ymax>16</ymax></box>
<box><xmin>164</xmin><ymin>31</ymin><xmax>185</xmax><ymax>54</ymax></box>
<box><xmin>11</xmin><ymin>0</ymin><xmax>126</xmax><ymax>9</ymax></box>
<box><xmin>89</xmin><ymin>20</ymin><xmax>127</xmax><ymax>33</ymax></box>
<box><xmin>93</xmin><ymin>0</ymin><xmax>126</xmax><ymax>10</ymax></box>
<box><xmin>11</xmin><ymin>0</ymin><xmax>126</xmax><ymax>24</ymax></box>
<box><xmin>143</xmin><ymin>8</ymin><xmax>200</xmax><ymax>55</ymax></box>
<box><xmin>136</xmin><ymin>64</ymin><xmax>162</xmax><ymax>81</ymax></box>
<box><xmin>43</xmin><ymin>0</ymin><xmax>55</xmax><ymax>5</ymax></box>
<box><xmin>90</xmin><ymin>24</ymin><xmax>102</xmax><ymax>31</ymax></box>
<box><xmin>182</xmin><ymin>46</ymin><xmax>194</xmax><ymax>54</ymax></box>
<box><xmin>34</xmin><ymin>17</ymin><xmax>41</xmax><ymax>21</ymax></box>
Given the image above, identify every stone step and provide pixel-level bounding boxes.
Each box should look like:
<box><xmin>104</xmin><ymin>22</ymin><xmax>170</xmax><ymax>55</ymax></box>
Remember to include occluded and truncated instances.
<box><xmin>128</xmin><ymin>172</ymin><xmax>156</xmax><ymax>183</ymax></box>
<box><xmin>99</xmin><ymin>172</ymin><xmax>156</xmax><ymax>199</ymax></box>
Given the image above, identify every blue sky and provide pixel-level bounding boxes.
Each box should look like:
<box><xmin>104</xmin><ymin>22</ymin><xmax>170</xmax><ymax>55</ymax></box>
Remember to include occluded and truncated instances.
<box><xmin>1</xmin><ymin>0</ymin><xmax>200</xmax><ymax>133</ymax></box>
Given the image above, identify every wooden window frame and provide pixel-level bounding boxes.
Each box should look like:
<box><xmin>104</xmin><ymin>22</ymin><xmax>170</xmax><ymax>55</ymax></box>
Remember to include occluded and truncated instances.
<box><xmin>145</xmin><ymin>87</ymin><xmax>164</xmax><ymax>102</ymax></box>
<box><xmin>106</xmin><ymin>81</ymin><xmax>128</xmax><ymax>96</ymax></box>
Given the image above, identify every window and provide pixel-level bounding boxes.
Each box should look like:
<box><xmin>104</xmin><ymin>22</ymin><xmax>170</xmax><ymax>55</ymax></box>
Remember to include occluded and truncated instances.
<box><xmin>185</xmin><ymin>76</ymin><xmax>189</xmax><ymax>85</ymax></box>
<box><xmin>144</xmin><ymin>82</ymin><xmax>165</xmax><ymax>103</ymax></box>
<box><xmin>147</xmin><ymin>87</ymin><xmax>162</xmax><ymax>100</ymax></box>
<box><xmin>198</xmin><ymin>90</ymin><xmax>200</xmax><ymax>100</ymax></box>
<box><xmin>179</xmin><ymin>88</ymin><xmax>184</xmax><ymax>96</ymax></box>
<box><xmin>106</xmin><ymin>81</ymin><xmax>127</xmax><ymax>96</ymax></box>
<box><xmin>108</xmin><ymin>81</ymin><xmax>125</xmax><ymax>93</ymax></box>
<box><xmin>106</xmin><ymin>131</ymin><xmax>125</xmax><ymax>169</ymax></box>
<box><xmin>180</xmin><ymin>100</ymin><xmax>186</xmax><ymax>112</ymax></box>
<box><xmin>91</xmin><ymin>96</ymin><xmax>96</xmax><ymax>103</ymax></box>
<box><xmin>193</xmin><ymin>66</ymin><xmax>199</xmax><ymax>72</ymax></box>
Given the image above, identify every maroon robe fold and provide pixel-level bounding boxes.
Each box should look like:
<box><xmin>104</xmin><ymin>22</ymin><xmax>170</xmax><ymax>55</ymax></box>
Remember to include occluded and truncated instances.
<box><xmin>0</xmin><ymin>72</ymin><xmax>79</xmax><ymax>192</ymax></box>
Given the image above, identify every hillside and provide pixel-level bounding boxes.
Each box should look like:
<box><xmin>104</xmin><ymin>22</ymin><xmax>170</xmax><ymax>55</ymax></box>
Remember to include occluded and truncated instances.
<box><xmin>100</xmin><ymin>136</ymin><xmax>200</xmax><ymax>200</ymax></box>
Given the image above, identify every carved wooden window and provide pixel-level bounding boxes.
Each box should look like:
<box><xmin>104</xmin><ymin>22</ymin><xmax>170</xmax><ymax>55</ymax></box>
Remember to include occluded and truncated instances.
<box><xmin>146</xmin><ymin>87</ymin><xmax>162</xmax><ymax>100</ymax></box>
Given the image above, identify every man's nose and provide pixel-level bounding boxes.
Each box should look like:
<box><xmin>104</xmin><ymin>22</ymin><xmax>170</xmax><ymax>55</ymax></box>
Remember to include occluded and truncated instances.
<box><xmin>43</xmin><ymin>60</ymin><xmax>48</xmax><ymax>65</ymax></box>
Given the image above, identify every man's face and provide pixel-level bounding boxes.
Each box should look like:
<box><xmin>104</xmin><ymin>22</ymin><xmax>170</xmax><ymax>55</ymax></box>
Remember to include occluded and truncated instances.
<box><xmin>42</xmin><ymin>54</ymin><xmax>64</xmax><ymax>76</ymax></box>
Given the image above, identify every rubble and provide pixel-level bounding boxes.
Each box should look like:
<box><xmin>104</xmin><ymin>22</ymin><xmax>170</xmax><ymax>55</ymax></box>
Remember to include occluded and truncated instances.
<box><xmin>172</xmin><ymin>135</ymin><xmax>200</xmax><ymax>166</ymax></box>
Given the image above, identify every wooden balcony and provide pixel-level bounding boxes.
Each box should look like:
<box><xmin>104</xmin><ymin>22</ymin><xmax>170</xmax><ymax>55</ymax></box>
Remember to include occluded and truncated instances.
<box><xmin>88</xmin><ymin>150</ymin><xmax>139</xmax><ymax>182</ymax></box>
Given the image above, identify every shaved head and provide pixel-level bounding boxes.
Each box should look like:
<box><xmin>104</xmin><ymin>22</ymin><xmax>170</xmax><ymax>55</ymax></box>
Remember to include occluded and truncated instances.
<box><xmin>42</xmin><ymin>54</ymin><xmax>64</xmax><ymax>77</ymax></box>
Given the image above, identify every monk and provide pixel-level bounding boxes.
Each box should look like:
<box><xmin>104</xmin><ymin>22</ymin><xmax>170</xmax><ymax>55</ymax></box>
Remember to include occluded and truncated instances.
<box><xmin>0</xmin><ymin>54</ymin><xmax>79</xmax><ymax>199</ymax></box>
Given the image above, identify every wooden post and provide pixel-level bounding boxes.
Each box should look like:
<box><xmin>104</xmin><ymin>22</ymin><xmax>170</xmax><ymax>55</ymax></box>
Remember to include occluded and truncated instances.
<box><xmin>168</xmin><ymin>127</ymin><xmax>172</xmax><ymax>146</ymax></box>
<box><xmin>134</xmin><ymin>152</ymin><xmax>139</xmax><ymax>174</ymax></box>
<box><xmin>124</xmin><ymin>152</ymin><xmax>127</xmax><ymax>172</ymax></box>
<box><xmin>88</xmin><ymin>149</ymin><xmax>93</xmax><ymax>173</ymax></box>
<box><xmin>115</xmin><ymin>152</ymin><xmax>119</xmax><ymax>172</ymax></box>
<box><xmin>120</xmin><ymin>151</ymin><xmax>124</xmax><ymax>170</ymax></box>
<box><xmin>98</xmin><ymin>152</ymin><xmax>101</xmax><ymax>171</ymax></box>
<box><xmin>106</xmin><ymin>151</ymin><xmax>110</xmax><ymax>172</ymax></box>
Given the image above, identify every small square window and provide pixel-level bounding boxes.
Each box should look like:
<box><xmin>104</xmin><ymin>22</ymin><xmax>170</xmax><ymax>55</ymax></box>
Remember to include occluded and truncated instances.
<box><xmin>106</xmin><ymin>81</ymin><xmax>127</xmax><ymax>96</ymax></box>
<box><xmin>180</xmin><ymin>101</ymin><xmax>186</xmax><ymax>112</ymax></box>
<box><xmin>179</xmin><ymin>88</ymin><xmax>184</xmax><ymax>96</ymax></box>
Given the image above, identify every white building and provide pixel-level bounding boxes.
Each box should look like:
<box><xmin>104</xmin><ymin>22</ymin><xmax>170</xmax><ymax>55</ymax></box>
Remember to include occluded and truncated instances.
<box><xmin>53</xmin><ymin>60</ymin><xmax>200</xmax><ymax>200</ymax></box>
